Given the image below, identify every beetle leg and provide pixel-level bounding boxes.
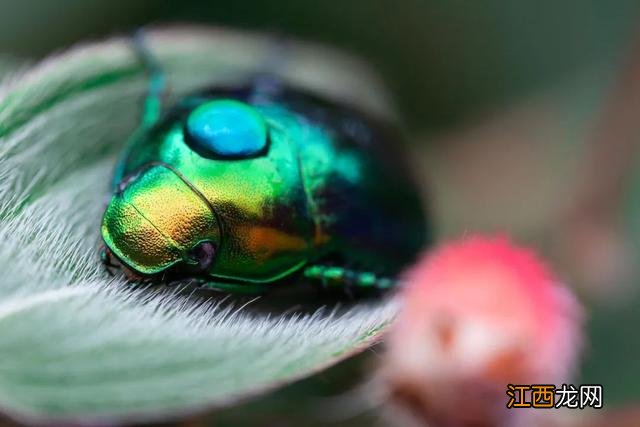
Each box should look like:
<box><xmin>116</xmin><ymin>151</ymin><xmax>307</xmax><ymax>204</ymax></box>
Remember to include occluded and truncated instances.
<box><xmin>100</xmin><ymin>247</ymin><xmax>118</xmax><ymax>276</ymax></box>
<box><xmin>198</xmin><ymin>280</ymin><xmax>270</xmax><ymax>295</ymax></box>
<box><xmin>303</xmin><ymin>265</ymin><xmax>396</xmax><ymax>292</ymax></box>
<box><xmin>130</xmin><ymin>28</ymin><xmax>167</xmax><ymax>127</ymax></box>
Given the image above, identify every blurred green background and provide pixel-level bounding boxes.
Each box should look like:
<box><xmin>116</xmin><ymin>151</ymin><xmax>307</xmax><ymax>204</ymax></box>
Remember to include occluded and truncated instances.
<box><xmin>1</xmin><ymin>1</ymin><xmax>639</xmax><ymax>425</ymax></box>
<box><xmin>0</xmin><ymin>0</ymin><xmax>638</xmax><ymax>129</ymax></box>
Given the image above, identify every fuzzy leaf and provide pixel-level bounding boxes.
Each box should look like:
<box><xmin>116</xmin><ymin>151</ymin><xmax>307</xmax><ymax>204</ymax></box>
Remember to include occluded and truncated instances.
<box><xmin>0</xmin><ymin>26</ymin><xmax>397</xmax><ymax>425</ymax></box>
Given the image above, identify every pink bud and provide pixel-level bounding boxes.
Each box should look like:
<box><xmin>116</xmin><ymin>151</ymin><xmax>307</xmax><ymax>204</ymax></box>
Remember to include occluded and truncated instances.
<box><xmin>383</xmin><ymin>235</ymin><xmax>583</xmax><ymax>427</ymax></box>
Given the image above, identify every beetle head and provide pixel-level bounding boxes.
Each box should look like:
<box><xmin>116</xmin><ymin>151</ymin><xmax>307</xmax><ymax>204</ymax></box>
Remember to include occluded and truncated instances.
<box><xmin>101</xmin><ymin>163</ymin><xmax>221</xmax><ymax>278</ymax></box>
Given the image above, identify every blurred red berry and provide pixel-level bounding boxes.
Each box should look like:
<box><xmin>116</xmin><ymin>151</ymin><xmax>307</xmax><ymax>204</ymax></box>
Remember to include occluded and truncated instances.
<box><xmin>383</xmin><ymin>235</ymin><xmax>583</xmax><ymax>427</ymax></box>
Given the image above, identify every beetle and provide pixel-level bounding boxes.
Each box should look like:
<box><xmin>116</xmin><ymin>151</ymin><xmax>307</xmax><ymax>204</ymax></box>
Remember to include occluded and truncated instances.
<box><xmin>101</xmin><ymin>32</ymin><xmax>429</xmax><ymax>294</ymax></box>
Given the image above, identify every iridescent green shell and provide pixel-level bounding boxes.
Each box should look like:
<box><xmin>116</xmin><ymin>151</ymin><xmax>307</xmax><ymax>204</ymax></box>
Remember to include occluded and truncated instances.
<box><xmin>102</xmin><ymin>79</ymin><xmax>428</xmax><ymax>291</ymax></box>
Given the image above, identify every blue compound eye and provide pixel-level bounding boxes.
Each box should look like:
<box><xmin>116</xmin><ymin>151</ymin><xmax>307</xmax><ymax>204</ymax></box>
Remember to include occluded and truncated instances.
<box><xmin>185</xmin><ymin>99</ymin><xmax>268</xmax><ymax>159</ymax></box>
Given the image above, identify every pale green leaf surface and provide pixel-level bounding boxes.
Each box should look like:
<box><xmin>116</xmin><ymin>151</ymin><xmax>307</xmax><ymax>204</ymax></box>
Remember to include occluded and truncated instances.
<box><xmin>0</xmin><ymin>27</ymin><xmax>397</xmax><ymax>424</ymax></box>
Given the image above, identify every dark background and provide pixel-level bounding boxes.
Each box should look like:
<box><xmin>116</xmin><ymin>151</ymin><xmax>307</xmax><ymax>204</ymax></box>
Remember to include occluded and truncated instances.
<box><xmin>1</xmin><ymin>0</ymin><xmax>637</xmax><ymax>129</ymax></box>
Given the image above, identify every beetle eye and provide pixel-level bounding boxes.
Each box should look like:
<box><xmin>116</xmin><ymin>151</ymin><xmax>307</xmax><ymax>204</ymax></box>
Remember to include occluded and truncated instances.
<box><xmin>187</xmin><ymin>240</ymin><xmax>216</xmax><ymax>272</ymax></box>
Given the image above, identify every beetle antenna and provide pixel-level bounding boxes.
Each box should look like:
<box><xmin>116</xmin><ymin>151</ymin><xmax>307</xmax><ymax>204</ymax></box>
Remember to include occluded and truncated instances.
<box><xmin>131</xmin><ymin>28</ymin><xmax>166</xmax><ymax>127</ymax></box>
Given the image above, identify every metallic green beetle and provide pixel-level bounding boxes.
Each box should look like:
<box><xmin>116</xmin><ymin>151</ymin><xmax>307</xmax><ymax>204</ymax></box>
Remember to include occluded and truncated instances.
<box><xmin>101</xmin><ymin>33</ymin><xmax>429</xmax><ymax>293</ymax></box>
